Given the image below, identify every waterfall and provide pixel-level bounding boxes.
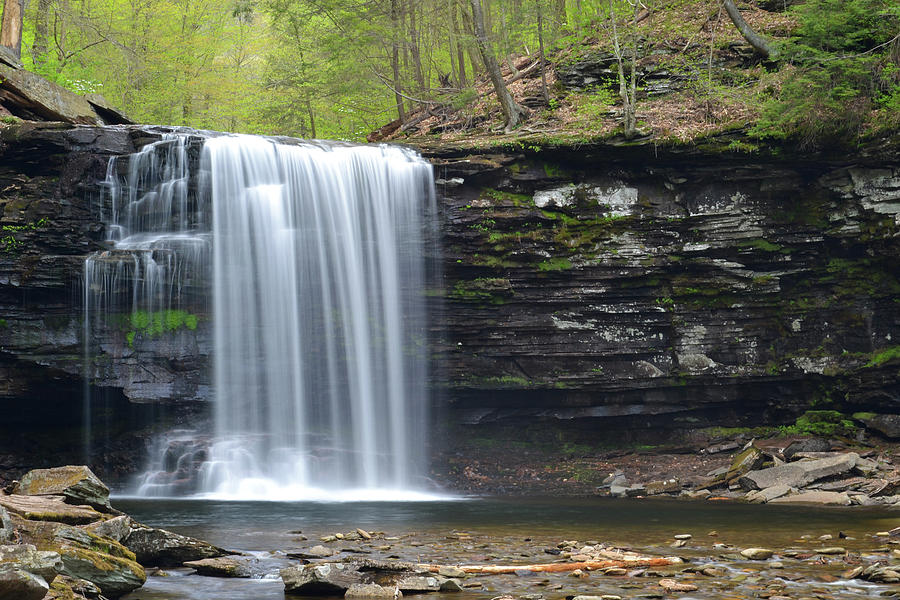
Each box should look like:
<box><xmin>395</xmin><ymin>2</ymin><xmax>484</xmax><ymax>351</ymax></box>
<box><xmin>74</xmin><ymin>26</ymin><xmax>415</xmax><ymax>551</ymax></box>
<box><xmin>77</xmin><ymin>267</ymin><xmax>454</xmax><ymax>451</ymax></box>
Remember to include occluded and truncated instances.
<box><xmin>84</xmin><ymin>132</ymin><xmax>437</xmax><ymax>500</ymax></box>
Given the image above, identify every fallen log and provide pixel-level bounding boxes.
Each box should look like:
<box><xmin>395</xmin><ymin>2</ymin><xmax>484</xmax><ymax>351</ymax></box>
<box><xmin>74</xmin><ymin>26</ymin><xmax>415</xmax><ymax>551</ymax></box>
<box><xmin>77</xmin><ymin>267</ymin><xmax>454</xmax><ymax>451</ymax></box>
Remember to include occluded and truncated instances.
<box><xmin>416</xmin><ymin>550</ymin><xmax>682</xmax><ymax>574</ymax></box>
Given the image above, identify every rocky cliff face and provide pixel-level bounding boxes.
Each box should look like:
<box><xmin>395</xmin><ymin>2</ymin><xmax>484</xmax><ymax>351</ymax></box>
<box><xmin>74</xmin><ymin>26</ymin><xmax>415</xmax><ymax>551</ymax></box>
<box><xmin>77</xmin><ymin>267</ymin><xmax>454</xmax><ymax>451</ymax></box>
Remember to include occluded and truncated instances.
<box><xmin>0</xmin><ymin>123</ymin><xmax>898</xmax><ymax>483</ymax></box>
<box><xmin>423</xmin><ymin>139</ymin><xmax>900</xmax><ymax>448</ymax></box>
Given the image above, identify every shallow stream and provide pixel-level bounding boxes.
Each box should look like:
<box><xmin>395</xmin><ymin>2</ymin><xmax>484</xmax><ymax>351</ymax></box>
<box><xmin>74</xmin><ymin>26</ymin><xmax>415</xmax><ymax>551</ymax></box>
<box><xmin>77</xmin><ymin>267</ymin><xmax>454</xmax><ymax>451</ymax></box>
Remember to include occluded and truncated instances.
<box><xmin>118</xmin><ymin>497</ymin><xmax>900</xmax><ymax>599</ymax></box>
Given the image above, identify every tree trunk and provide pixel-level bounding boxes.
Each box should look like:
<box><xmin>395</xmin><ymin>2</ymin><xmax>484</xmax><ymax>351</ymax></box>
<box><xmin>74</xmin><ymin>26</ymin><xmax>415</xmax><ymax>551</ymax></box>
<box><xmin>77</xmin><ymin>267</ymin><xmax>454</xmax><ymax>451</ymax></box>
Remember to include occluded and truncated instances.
<box><xmin>609</xmin><ymin>0</ymin><xmax>636</xmax><ymax>138</ymax></box>
<box><xmin>451</xmin><ymin>0</ymin><xmax>467</xmax><ymax>87</ymax></box>
<box><xmin>0</xmin><ymin>0</ymin><xmax>24</xmax><ymax>59</ymax></box>
<box><xmin>722</xmin><ymin>0</ymin><xmax>776</xmax><ymax>58</ymax></box>
<box><xmin>459</xmin><ymin>7</ymin><xmax>482</xmax><ymax>78</ymax></box>
<box><xmin>31</xmin><ymin>0</ymin><xmax>51</xmax><ymax>68</ymax></box>
<box><xmin>470</xmin><ymin>0</ymin><xmax>524</xmax><ymax>131</ymax></box>
<box><xmin>537</xmin><ymin>1</ymin><xmax>549</xmax><ymax>105</ymax></box>
<box><xmin>391</xmin><ymin>0</ymin><xmax>406</xmax><ymax>122</ymax></box>
<box><xmin>408</xmin><ymin>0</ymin><xmax>425</xmax><ymax>90</ymax></box>
<box><xmin>306</xmin><ymin>97</ymin><xmax>317</xmax><ymax>139</ymax></box>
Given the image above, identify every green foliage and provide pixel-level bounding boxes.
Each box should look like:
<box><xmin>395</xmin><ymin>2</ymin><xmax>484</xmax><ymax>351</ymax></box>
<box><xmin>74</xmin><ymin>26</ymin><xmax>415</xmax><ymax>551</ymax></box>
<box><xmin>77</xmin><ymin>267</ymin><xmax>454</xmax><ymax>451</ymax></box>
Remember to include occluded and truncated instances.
<box><xmin>1</xmin><ymin>218</ymin><xmax>48</xmax><ymax>254</ymax></box>
<box><xmin>123</xmin><ymin>309</ymin><xmax>199</xmax><ymax>346</ymax></box>
<box><xmin>780</xmin><ymin>410</ymin><xmax>857</xmax><ymax>437</ymax></box>
<box><xmin>537</xmin><ymin>257</ymin><xmax>573</xmax><ymax>271</ymax></box>
<box><xmin>866</xmin><ymin>346</ymin><xmax>900</xmax><ymax>367</ymax></box>
<box><xmin>752</xmin><ymin>0</ymin><xmax>900</xmax><ymax>146</ymax></box>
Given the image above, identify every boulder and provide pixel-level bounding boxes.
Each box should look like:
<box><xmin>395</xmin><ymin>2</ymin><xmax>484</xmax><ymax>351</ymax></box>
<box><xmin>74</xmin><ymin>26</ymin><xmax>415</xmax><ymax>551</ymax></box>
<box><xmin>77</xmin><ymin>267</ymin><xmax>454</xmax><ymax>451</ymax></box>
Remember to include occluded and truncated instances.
<box><xmin>745</xmin><ymin>484</ymin><xmax>792</xmax><ymax>504</ymax></box>
<box><xmin>84</xmin><ymin>515</ymin><xmax>133</xmax><ymax>543</ymax></box>
<box><xmin>281</xmin><ymin>562</ymin><xmax>366</xmax><ymax>595</ymax></box>
<box><xmin>855</xmin><ymin>413</ymin><xmax>900</xmax><ymax>439</ymax></box>
<box><xmin>184</xmin><ymin>557</ymin><xmax>251</xmax><ymax>578</ymax></box>
<box><xmin>45</xmin><ymin>575</ymin><xmax>103</xmax><ymax>600</ymax></box>
<box><xmin>0</xmin><ymin>564</ymin><xmax>49</xmax><ymax>600</ymax></box>
<box><xmin>738</xmin><ymin>453</ymin><xmax>858</xmax><ymax>490</ymax></box>
<box><xmin>725</xmin><ymin>445</ymin><xmax>765</xmax><ymax>483</ymax></box>
<box><xmin>290</xmin><ymin>544</ymin><xmax>334</xmax><ymax>559</ymax></box>
<box><xmin>0</xmin><ymin>494</ymin><xmax>104</xmax><ymax>525</ymax></box>
<box><xmin>783</xmin><ymin>438</ymin><xmax>831</xmax><ymax>461</ymax></box>
<box><xmin>123</xmin><ymin>524</ymin><xmax>228</xmax><ymax>566</ymax></box>
<box><xmin>0</xmin><ymin>64</ymin><xmax>102</xmax><ymax>124</ymax></box>
<box><xmin>0</xmin><ymin>544</ymin><xmax>62</xmax><ymax>582</ymax></box>
<box><xmin>346</xmin><ymin>583</ymin><xmax>402</xmax><ymax>599</ymax></box>
<box><xmin>644</xmin><ymin>478</ymin><xmax>681</xmax><ymax>495</ymax></box>
<box><xmin>13</xmin><ymin>466</ymin><xmax>112</xmax><ymax>512</ymax></box>
<box><xmin>769</xmin><ymin>491</ymin><xmax>852</xmax><ymax>505</ymax></box>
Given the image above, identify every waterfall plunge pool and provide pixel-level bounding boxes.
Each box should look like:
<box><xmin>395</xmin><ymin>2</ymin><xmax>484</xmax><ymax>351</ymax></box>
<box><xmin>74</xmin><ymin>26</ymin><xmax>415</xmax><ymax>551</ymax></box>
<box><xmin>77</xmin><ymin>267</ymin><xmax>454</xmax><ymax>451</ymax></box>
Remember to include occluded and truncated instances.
<box><xmin>118</xmin><ymin>496</ymin><xmax>899</xmax><ymax>600</ymax></box>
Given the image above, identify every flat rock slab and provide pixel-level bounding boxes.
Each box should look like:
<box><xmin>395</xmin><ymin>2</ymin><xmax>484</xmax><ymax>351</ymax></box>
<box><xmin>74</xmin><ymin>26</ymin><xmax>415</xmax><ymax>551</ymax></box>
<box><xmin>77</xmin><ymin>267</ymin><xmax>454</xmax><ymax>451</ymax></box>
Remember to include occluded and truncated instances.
<box><xmin>124</xmin><ymin>525</ymin><xmax>229</xmax><ymax>567</ymax></box>
<box><xmin>346</xmin><ymin>583</ymin><xmax>402</xmax><ymax>599</ymax></box>
<box><xmin>281</xmin><ymin>562</ymin><xmax>366</xmax><ymax>595</ymax></box>
<box><xmin>184</xmin><ymin>557</ymin><xmax>251</xmax><ymax>578</ymax></box>
<box><xmin>0</xmin><ymin>63</ymin><xmax>101</xmax><ymax>124</ymax></box>
<box><xmin>769</xmin><ymin>491</ymin><xmax>852</xmax><ymax>505</ymax></box>
<box><xmin>739</xmin><ymin>453</ymin><xmax>858</xmax><ymax>491</ymax></box>
<box><xmin>0</xmin><ymin>494</ymin><xmax>103</xmax><ymax>525</ymax></box>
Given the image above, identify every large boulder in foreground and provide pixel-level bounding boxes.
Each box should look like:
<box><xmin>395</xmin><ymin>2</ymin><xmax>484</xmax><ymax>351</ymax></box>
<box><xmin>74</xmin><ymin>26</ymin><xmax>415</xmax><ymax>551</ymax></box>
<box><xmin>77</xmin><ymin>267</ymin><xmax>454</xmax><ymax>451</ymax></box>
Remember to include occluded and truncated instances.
<box><xmin>0</xmin><ymin>564</ymin><xmax>50</xmax><ymax>600</ymax></box>
<box><xmin>0</xmin><ymin>544</ymin><xmax>63</xmax><ymax>600</ymax></box>
<box><xmin>13</xmin><ymin>466</ymin><xmax>112</xmax><ymax>512</ymax></box>
<box><xmin>123</xmin><ymin>524</ymin><xmax>229</xmax><ymax>567</ymax></box>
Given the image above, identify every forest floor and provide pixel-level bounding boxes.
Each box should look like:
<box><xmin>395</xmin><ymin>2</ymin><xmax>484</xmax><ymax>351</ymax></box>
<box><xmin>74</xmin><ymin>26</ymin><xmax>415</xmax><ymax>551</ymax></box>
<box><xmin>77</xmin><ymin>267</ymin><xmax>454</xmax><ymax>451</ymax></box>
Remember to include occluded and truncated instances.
<box><xmin>372</xmin><ymin>2</ymin><xmax>797</xmax><ymax>150</ymax></box>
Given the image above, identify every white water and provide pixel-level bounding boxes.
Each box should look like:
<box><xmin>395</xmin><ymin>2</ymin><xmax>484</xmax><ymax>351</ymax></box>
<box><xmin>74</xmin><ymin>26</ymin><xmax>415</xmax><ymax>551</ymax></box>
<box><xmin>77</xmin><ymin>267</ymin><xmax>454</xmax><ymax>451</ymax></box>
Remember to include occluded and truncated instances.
<box><xmin>85</xmin><ymin>132</ymin><xmax>437</xmax><ymax>500</ymax></box>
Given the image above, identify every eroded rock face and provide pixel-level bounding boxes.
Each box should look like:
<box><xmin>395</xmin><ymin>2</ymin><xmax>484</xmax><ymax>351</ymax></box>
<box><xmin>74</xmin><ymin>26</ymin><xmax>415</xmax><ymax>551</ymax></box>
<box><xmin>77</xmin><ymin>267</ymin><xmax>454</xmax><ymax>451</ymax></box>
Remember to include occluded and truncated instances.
<box><xmin>14</xmin><ymin>466</ymin><xmax>111</xmax><ymax>512</ymax></box>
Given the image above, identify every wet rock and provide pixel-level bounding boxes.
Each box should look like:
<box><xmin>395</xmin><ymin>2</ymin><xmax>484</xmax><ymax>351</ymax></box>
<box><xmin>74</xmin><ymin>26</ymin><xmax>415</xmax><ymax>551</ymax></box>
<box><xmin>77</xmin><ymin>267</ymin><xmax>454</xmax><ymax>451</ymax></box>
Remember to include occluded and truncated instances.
<box><xmin>184</xmin><ymin>557</ymin><xmax>251</xmax><ymax>577</ymax></box>
<box><xmin>740</xmin><ymin>548</ymin><xmax>774</xmax><ymax>560</ymax></box>
<box><xmin>658</xmin><ymin>578</ymin><xmax>698</xmax><ymax>592</ymax></box>
<box><xmin>645</xmin><ymin>479</ymin><xmax>680</xmax><ymax>495</ymax></box>
<box><xmin>56</xmin><ymin>546</ymin><xmax>145</xmax><ymax>598</ymax></box>
<box><xmin>13</xmin><ymin>466</ymin><xmax>112</xmax><ymax>512</ymax></box>
<box><xmin>739</xmin><ymin>453</ymin><xmax>858</xmax><ymax>490</ymax></box>
<box><xmin>397</xmin><ymin>575</ymin><xmax>440</xmax><ymax>592</ymax></box>
<box><xmin>769</xmin><ymin>491</ymin><xmax>852</xmax><ymax>505</ymax></box>
<box><xmin>345</xmin><ymin>583</ymin><xmax>401</xmax><ymax>599</ymax></box>
<box><xmin>123</xmin><ymin>523</ymin><xmax>229</xmax><ymax>567</ymax></box>
<box><xmin>356</xmin><ymin>529</ymin><xmax>373</xmax><ymax>540</ymax></box>
<box><xmin>292</xmin><ymin>545</ymin><xmax>334</xmax><ymax>559</ymax></box>
<box><xmin>0</xmin><ymin>509</ymin><xmax>12</xmax><ymax>544</ymax></box>
<box><xmin>813</xmin><ymin>547</ymin><xmax>846</xmax><ymax>555</ymax></box>
<box><xmin>782</xmin><ymin>438</ymin><xmax>831</xmax><ymax>461</ymax></box>
<box><xmin>44</xmin><ymin>574</ymin><xmax>103</xmax><ymax>600</ymax></box>
<box><xmin>0</xmin><ymin>564</ymin><xmax>49</xmax><ymax>600</ymax></box>
<box><xmin>854</xmin><ymin>413</ymin><xmax>900</xmax><ymax>439</ymax></box>
<box><xmin>745</xmin><ymin>484</ymin><xmax>792</xmax><ymax>503</ymax></box>
<box><xmin>437</xmin><ymin>566</ymin><xmax>467</xmax><ymax>578</ymax></box>
<box><xmin>439</xmin><ymin>578</ymin><xmax>463</xmax><ymax>592</ymax></box>
<box><xmin>856</xmin><ymin>563</ymin><xmax>900</xmax><ymax>583</ymax></box>
<box><xmin>280</xmin><ymin>562</ymin><xmax>365</xmax><ymax>595</ymax></box>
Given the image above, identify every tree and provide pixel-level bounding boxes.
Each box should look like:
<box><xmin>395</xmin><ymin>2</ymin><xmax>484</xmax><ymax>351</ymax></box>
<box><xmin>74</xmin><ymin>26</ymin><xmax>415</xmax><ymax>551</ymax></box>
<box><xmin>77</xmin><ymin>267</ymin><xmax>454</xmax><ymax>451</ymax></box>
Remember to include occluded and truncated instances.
<box><xmin>722</xmin><ymin>0</ymin><xmax>777</xmax><ymax>59</ymax></box>
<box><xmin>1</xmin><ymin>0</ymin><xmax>24</xmax><ymax>59</ymax></box>
<box><xmin>469</xmin><ymin>0</ymin><xmax>525</xmax><ymax>131</ymax></box>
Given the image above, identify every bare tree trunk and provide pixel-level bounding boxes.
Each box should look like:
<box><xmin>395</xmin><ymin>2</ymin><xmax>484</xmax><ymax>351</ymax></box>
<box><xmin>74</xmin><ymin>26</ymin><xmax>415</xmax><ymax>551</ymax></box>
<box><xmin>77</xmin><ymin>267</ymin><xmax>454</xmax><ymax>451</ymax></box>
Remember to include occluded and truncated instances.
<box><xmin>722</xmin><ymin>0</ymin><xmax>776</xmax><ymax>58</ymax></box>
<box><xmin>32</xmin><ymin>0</ymin><xmax>51</xmax><ymax>68</ymax></box>
<box><xmin>1</xmin><ymin>0</ymin><xmax>24</xmax><ymax>59</ymax></box>
<box><xmin>306</xmin><ymin>98</ymin><xmax>317</xmax><ymax>138</ymax></box>
<box><xmin>469</xmin><ymin>0</ymin><xmax>525</xmax><ymax>131</ymax></box>
<box><xmin>537</xmin><ymin>0</ymin><xmax>549</xmax><ymax>105</ymax></box>
<box><xmin>391</xmin><ymin>0</ymin><xmax>406</xmax><ymax>122</ymax></box>
<box><xmin>451</xmin><ymin>0</ymin><xmax>467</xmax><ymax>86</ymax></box>
<box><xmin>408</xmin><ymin>0</ymin><xmax>425</xmax><ymax>90</ymax></box>
<box><xmin>609</xmin><ymin>0</ymin><xmax>636</xmax><ymax>137</ymax></box>
<box><xmin>459</xmin><ymin>6</ymin><xmax>482</xmax><ymax>78</ymax></box>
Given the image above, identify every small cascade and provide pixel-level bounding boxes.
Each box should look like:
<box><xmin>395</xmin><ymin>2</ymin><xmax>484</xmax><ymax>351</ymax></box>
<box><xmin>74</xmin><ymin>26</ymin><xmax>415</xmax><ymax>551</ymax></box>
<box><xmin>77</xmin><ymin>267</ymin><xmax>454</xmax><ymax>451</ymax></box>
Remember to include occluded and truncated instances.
<box><xmin>85</xmin><ymin>131</ymin><xmax>437</xmax><ymax>500</ymax></box>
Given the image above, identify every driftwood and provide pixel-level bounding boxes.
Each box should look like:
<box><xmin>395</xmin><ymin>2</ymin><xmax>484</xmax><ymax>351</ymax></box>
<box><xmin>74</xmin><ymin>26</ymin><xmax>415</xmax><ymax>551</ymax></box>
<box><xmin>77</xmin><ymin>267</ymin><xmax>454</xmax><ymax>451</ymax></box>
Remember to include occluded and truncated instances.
<box><xmin>416</xmin><ymin>550</ymin><xmax>682</xmax><ymax>574</ymax></box>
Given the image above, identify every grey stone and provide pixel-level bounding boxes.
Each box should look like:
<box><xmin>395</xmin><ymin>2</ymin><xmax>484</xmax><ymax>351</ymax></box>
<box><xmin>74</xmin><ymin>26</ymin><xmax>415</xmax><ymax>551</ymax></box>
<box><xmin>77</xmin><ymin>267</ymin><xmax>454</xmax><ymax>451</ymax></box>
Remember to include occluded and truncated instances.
<box><xmin>0</xmin><ymin>564</ymin><xmax>48</xmax><ymax>600</ymax></box>
<box><xmin>0</xmin><ymin>544</ymin><xmax>62</xmax><ymax>582</ymax></box>
<box><xmin>436</xmin><ymin>565</ymin><xmax>466</xmax><ymax>578</ymax></box>
<box><xmin>783</xmin><ymin>438</ymin><xmax>831</xmax><ymax>460</ymax></box>
<box><xmin>439</xmin><ymin>578</ymin><xmax>463</xmax><ymax>592</ymax></box>
<box><xmin>85</xmin><ymin>515</ymin><xmax>134</xmax><ymax>542</ymax></box>
<box><xmin>14</xmin><ymin>465</ymin><xmax>112</xmax><ymax>512</ymax></box>
<box><xmin>745</xmin><ymin>484</ymin><xmax>791</xmax><ymax>503</ymax></box>
<box><xmin>769</xmin><ymin>491</ymin><xmax>852</xmax><ymax>505</ymax></box>
<box><xmin>645</xmin><ymin>479</ymin><xmax>680</xmax><ymax>495</ymax></box>
<box><xmin>725</xmin><ymin>445</ymin><xmax>765</xmax><ymax>483</ymax></box>
<box><xmin>184</xmin><ymin>557</ymin><xmax>252</xmax><ymax>577</ymax></box>
<box><xmin>280</xmin><ymin>562</ymin><xmax>365</xmax><ymax>595</ymax></box>
<box><xmin>856</xmin><ymin>414</ymin><xmax>900</xmax><ymax>439</ymax></box>
<box><xmin>740</xmin><ymin>548</ymin><xmax>774</xmax><ymax>560</ymax></box>
<box><xmin>0</xmin><ymin>508</ymin><xmax>12</xmax><ymax>544</ymax></box>
<box><xmin>397</xmin><ymin>575</ymin><xmax>440</xmax><ymax>592</ymax></box>
<box><xmin>291</xmin><ymin>544</ymin><xmax>334</xmax><ymax>559</ymax></box>
<box><xmin>124</xmin><ymin>524</ymin><xmax>228</xmax><ymax>567</ymax></box>
<box><xmin>739</xmin><ymin>453</ymin><xmax>858</xmax><ymax>490</ymax></box>
<box><xmin>345</xmin><ymin>583</ymin><xmax>402</xmax><ymax>599</ymax></box>
<box><xmin>0</xmin><ymin>63</ymin><xmax>103</xmax><ymax>124</ymax></box>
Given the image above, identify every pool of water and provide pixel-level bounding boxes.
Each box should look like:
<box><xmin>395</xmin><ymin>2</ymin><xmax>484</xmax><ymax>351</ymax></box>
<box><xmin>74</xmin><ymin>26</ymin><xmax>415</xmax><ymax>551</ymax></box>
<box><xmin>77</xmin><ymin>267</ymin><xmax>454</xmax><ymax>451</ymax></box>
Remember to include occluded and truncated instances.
<box><xmin>117</xmin><ymin>497</ymin><xmax>900</xmax><ymax>600</ymax></box>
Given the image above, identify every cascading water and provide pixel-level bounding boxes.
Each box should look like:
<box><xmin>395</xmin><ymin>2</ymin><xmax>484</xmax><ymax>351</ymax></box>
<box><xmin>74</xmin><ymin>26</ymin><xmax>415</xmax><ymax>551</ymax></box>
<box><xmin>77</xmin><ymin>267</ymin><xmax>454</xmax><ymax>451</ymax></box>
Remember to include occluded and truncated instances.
<box><xmin>84</xmin><ymin>132</ymin><xmax>437</xmax><ymax>500</ymax></box>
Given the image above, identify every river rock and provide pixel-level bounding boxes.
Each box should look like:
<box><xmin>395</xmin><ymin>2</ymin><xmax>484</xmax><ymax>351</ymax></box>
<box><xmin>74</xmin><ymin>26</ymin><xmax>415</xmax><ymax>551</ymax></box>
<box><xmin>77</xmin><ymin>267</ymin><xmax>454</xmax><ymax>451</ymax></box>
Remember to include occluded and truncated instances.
<box><xmin>740</xmin><ymin>548</ymin><xmax>774</xmax><ymax>560</ymax></box>
<box><xmin>439</xmin><ymin>578</ymin><xmax>463</xmax><ymax>592</ymax></box>
<box><xmin>123</xmin><ymin>523</ymin><xmax>229</xmax><ymax>566</ymax></box>
<box><xmin>292</xmin><ymin>544</ymin><xmax>334</xmax><ymax>559</ymax></box>
<box><xmin>184</xmin><ymin>557</ymin><xmax>251</xmax><ymax>577</ymax></box>
<box><xmin>45</xmin><ymin>574</ymin><xmax>103</xmax><ymax>600</ymax></box>
<box><xmin>738</xmin><ymin>453</ymin><xmax>858</xmax><ymax>490</ymax></box>
<box><xmin>854</xmin><ymin>413</ymin><xmax>900</xmax><ymax>439</ymax></box>
<box><xmin>346</xmin><ymin>583</ymin><xmax>402</xmax><ymax>599</ymax></box>
<box><xmin>745</xmin><ymin>484</ymin><xmax>792</xmax><ymax>503</ymax></box>
<box><xmin>281</xmin><ymin>562</ymin><xmax>366</xmax><ymax>595</ymax></box>
<box><xmin>769</xmin><ymin>491</ymin><xmax>852</xmax><ymax>505</ymax></box>
<box><xmin>13</xmin><ymin>466</ymin><xmax>112</xmax><ymax>512</ymax></box>
<box><xmin>658</xmin><ymin>578</ymin><xmax>698</xmax><ymax>592</ymax></box>
<box><xmin>783</xmin><ymin>438</ymin><xmax>831</xmax><ymax>460</ymax></box>
<box><xmin>84</xmin><ymin>515</ymin><xmax>134</xmax><ymax>543</ymax></box>
<box><xmin>645</xmin><ymin>479</ymin><xmax>680</xmax><ymax>495</ymax></box>
<box><xmin>397</xmin><ymin>575</ymin><xmax>440</xmax><ymax>592</ymax></box>
<box><xmin>437</xmin><ymin>565</ymin><xmax>466</xmax><ymax>578</ymax></box>
<box><xmin>814</xmin><ymin>547</ymin><xmax>846</xmax><ymax>554</ymax></box>
<box><xmin>0</xmin><ymin>564</ymin><xmax>49</xmax><ymax>600</ymax></box>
